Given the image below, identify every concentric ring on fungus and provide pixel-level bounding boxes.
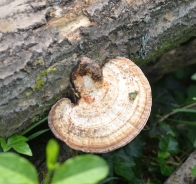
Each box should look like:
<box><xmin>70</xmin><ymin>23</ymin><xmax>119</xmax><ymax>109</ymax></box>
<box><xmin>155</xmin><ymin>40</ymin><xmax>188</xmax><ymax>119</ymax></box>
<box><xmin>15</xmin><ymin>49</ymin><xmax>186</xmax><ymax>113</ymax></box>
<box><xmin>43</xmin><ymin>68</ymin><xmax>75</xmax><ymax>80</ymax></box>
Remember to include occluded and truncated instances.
<box><xmin>48</xmin><ymin>57</ymin><xmax>152</xmax><ymax>153</ymax></box>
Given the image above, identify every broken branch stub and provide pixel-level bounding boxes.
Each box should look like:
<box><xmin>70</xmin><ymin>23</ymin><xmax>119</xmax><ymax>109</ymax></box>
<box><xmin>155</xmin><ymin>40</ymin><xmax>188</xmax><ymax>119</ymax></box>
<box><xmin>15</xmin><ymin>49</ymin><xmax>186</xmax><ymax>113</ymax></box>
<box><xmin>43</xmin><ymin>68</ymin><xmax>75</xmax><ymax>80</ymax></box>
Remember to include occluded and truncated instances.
<box><xmin>48</xmin><ymin>57</ymin><xmax>152</xmax><ymax>153</ymax></box>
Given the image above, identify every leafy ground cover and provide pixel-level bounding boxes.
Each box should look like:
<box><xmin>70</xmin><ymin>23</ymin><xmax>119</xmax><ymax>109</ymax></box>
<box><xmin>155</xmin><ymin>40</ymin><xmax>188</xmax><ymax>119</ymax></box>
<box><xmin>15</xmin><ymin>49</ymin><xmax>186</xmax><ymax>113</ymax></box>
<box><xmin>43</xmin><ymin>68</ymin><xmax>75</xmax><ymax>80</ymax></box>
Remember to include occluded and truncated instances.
<box><xmin>0</xmin><ymin>139</ymin><xmax>109</xmax><ymax>184</ymax></box>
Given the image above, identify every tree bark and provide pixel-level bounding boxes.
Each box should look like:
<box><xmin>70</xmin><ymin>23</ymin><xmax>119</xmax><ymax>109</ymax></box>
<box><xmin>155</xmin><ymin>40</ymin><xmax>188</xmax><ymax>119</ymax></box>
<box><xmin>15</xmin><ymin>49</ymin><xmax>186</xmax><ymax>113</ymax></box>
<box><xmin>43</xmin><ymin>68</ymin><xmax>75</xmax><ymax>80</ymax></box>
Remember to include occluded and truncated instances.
<box><xmin>164</xmin><ymin>150</ymin><xmax>196</xmax><ymax>184</ymax></box>
<box><xmin>143</xmin><ymin>38</ymin><xmax>196</xmax><ymax>82</ymax></box>
<box><xmin>1</xmin><ymin>0</ymin><xmax>196</xmax><ymax>138</ymax></box>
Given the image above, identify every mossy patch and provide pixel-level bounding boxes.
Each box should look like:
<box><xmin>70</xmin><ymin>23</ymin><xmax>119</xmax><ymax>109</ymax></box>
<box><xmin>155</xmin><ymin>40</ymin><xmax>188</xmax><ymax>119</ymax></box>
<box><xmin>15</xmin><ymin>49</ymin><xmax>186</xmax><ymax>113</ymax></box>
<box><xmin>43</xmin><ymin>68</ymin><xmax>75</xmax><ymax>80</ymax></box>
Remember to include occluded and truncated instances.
<box><xmin>25</xmin><ymin>92</ymin><xmax>31</xmax><ymax>97</ymax></box>
<box><xmin>33</xmin><ymin>76</ymin><xmax>45</xmax><ymax>91</ymax></box>
<box><xmin>40</xmin><ymin>70</ymin><xmax>47</xmax><ymax>77</ymax></box>
<box><xmin>33</xmin><ymin>66</ymin><xmax>57</xmax><ymax>92</ymax></box>
<box><xmin>47</xmin><ymin>67</ymin><xmax>57</xmax><ymax>73</ymax></box>
<box><xmin>33</xmin><ymin>59</ymin><xmax>44</xmax><ymax>67</ymax></box>
<box><xmin>40</xmin><ymin>67</ymin><xmax>57</xmax><ymax>77</ymax></box>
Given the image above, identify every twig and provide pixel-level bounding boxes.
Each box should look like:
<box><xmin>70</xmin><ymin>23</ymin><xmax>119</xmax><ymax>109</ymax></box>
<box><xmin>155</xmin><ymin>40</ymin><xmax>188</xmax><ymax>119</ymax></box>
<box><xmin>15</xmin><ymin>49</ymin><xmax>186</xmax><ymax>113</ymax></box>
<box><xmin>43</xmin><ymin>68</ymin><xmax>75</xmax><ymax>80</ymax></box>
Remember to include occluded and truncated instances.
<box><xmin>157</xmin><ymin>102</ymin><xmax>196</xmax><ymax>123</ymax></box>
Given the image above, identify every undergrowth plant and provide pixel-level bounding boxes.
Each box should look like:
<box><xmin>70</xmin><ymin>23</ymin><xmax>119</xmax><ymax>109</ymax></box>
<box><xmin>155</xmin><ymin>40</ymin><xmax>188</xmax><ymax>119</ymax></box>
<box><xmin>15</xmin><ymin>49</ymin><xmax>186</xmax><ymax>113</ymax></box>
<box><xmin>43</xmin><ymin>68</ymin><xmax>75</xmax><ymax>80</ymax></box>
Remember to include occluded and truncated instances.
<box><xmin>0</xmin><ymin>139</ymin><xmax>109</xmax><ymax>184</ymax></box>
<box><xmin>0</xmin><ymin>117</ymin><xmax>48</xmax><ymax>156</ymax></box>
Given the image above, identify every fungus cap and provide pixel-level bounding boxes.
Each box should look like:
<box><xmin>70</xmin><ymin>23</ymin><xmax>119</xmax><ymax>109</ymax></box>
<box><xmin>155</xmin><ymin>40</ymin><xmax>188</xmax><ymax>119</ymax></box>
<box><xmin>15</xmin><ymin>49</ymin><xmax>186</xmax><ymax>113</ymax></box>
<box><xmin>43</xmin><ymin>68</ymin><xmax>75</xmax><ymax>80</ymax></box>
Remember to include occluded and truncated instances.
<box><xmin>48</xmin><ymin>57</ymin><xmax>152</xmax><ymax>153</ymax></box>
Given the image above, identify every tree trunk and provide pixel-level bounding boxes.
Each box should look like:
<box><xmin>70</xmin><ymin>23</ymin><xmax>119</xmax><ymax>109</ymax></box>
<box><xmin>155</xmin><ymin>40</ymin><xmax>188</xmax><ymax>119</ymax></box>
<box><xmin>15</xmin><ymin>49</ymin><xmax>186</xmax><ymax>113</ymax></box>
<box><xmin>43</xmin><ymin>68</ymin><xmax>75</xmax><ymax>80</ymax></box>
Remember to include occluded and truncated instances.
<box><xmin>1</xmin><ymin>0</ymin><xmax>196</xmax><ymax>138</ymax></box>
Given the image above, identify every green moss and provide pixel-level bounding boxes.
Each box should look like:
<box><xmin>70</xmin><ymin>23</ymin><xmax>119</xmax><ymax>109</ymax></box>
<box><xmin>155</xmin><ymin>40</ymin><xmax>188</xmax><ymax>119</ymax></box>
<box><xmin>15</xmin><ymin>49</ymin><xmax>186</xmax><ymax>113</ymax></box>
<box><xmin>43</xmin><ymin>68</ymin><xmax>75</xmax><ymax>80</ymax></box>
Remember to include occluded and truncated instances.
<box><xmin>25</xmin><ymin>92</ymin><xmax>31</xmax><ymax>97</ymax></box>
<box><xmin>33</xmin><ymin>76</ymin><xmax>45</xmax><ymax>91</ymax></box>
<box><xmin>40</xmin><ymin>67</ymin><xmax>57</xmax><ymax>77</ymax></box>
<box><xmin>34</xmin><ymin>59</ymin><xmax>44</xmax><ymax>67</ymax></box>
<box><xmin>33</xmin><ymin>67</ymin><xmax>57</xmax><ymax>92</ymax></box>
<box><xmin>40</xmin><ymin>70</ymin><xmax>47</xmax><ymax>77</ymax></box>
<box><xmin>47</xmin><ymin>67</ymin><xmax>57</xmax><ymax>72</ymax></box>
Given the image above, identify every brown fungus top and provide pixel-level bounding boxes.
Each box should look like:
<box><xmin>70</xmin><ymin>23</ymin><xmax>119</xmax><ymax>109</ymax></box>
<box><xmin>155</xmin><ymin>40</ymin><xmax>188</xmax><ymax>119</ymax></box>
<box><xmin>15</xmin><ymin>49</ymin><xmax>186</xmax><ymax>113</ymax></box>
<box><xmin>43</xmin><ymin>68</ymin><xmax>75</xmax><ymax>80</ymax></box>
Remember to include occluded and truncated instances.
<box><xmin>48</xmin><ymin>57</ymin><xmax>152</xmax><ymax>153</ymax></box>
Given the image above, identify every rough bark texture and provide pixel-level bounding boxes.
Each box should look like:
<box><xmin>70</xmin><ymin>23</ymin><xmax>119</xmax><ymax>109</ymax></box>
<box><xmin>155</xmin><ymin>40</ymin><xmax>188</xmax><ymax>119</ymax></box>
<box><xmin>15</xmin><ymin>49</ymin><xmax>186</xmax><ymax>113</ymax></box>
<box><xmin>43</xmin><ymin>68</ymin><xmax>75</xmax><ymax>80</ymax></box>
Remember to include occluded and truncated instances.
<box><xmin>1</xmin><ymin>1</ymin><xmax>196</xmax><ymax>183</ymax></box>
<box><xmin>1</xmin><ymin>0</ymin><xmax>196</xmax><ymax>138</ymax></box>
<box><xmin>144</xmin><ymin>38</ymin><xmax>196</xmax><ymax>82</ymax></box>
<box><xmin>164</xmin><ymin>150</ymin><xmax>196</xmax><ymax>184</ymax></box>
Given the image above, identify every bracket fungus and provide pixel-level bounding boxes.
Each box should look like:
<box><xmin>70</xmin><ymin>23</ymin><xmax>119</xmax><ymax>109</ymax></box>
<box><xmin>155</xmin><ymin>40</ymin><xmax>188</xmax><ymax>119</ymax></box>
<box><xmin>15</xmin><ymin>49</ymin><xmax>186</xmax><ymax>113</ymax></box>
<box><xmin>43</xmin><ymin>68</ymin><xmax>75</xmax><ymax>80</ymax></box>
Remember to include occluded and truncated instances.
<box><xmin>48</xmin><ymin>57</ymin><xmax>152</xmax><ymax>153</ymax></box>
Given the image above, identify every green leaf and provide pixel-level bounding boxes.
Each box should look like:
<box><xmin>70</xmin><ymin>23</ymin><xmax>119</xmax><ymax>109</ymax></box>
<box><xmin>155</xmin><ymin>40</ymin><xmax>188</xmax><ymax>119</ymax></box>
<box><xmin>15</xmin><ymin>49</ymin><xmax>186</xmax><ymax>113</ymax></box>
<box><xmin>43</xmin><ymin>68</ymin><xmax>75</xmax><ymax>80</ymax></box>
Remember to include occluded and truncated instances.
<box><xmin>125</xmin><ymin>136</ymin><xmax>145</xmax><ymax>157</ymax></box>
<box><xmin>8</xmin><ymin>135</ymin><xmax>28</xmax><ymax>143</ymax></box>
<box><xmin>12</xmin><ymin>142</ymin><xmax>32</xmax><ymax>156</ymax></box>
<box><xmin>113</xmin><ymin>149</ymin><xmax>137</xmax><ymax>181</ymax></box>
<box><xmin>193</xmin><ymin>97</ymin><xmax>196</xmax><ymax>100</ymax></box>
<box><xmin>27</xmin><ymin>129</ymin><xmax>49</xmax><ymax>141</ymax></box>
<box><xmin>173</xmin><ymin>108</ymin><xmax>196</xmax><ymax>113</ymax></box>
<box><xmin>0</xmin><ymin>138</ymin><xmax>11</xmax><ymax>152</ymax></box>
<box><xmin>116</xmin><ymin>149</ymin><xmax>135</xmax><ymax>167</ymax></box>
<box><xmin>20</xmin><ymin>116</ymin><xmax>48</xmax><ymax>136</ymax></box>
<box><xmin>102</xmin><ymin>148</ymin><xmax>135</xmax><ymax>167</ymax></box>
<box><xmin>46</xmin><ymin>139</ymin><xmax>60</xmax><ymax>171</ymax></box>
<box><xmin>191</xmin><ymin>73</ymin><xmax>196</xmax><ymax>81</ymax></box>
<box><xmin>52</xmin><ymin>154</ymin><xmax>109</xmax><ymax>184</ymax></box>
<box><xmin>2</xmin><ymin>145</ymin><xmax>12</xmax><ymax>152</ymax></box>
<box><xmin>191</xmin><ymin>165</ymin><xmax>196</xmax><ymax>176</ymax></box>
<box><xmin>188</xmin><ymin>129</ymin><xmax>196</xmax><ymax>148</ymax></box>
<box><xmin>158</xmin><ymin>151</ymin><xmax>170</xmax><ymax>159</ymax></box>
<box><xmin>114</xmin><ymin>162</ymin><xmax>134</xmax><ymax>181</ymax></box>
<box><xmin>167</xmin><ymin>118</ymin><xmax>196</xmax><ymax>126</ymax></box>
<box><xmin>0</xmin><ymin>153</ymin><xmax>38</xmax><ymax>184</ymax></box>
<box><xmin>133</xmin><ymin>158</ymin><xmax>143</xmax><ymax>178</ymax></box>
<box><xmin>0</xmin><ymin>138</ymin><xmax>6</xmax><ymax>148</ymax></box>
<box><xmin>159</xmin><ymin>122</ymin><xmax>178</xmax><ymax>137</ymax></box>
<box><xmin>160</xmin><ymin>164</ymin><xmax>174</xmax><ymax>176</ymax></box>
<box><xmin>156</xmin><ymin>157</ymin><xmax>174</xmax><ymax>176</ymax></box>
<box><xmin>153</xmin><ymin>87</ymin><xmax>179</xmax><ymax>114</ymax></box>
<box><xmin>6</xmin><ymin>135</ymin><xmax>32</xmax><ymax>156</ymax></box>
<box><xmin>159</xmin><ymin>135</ymin><xmax>179</xmax><ymax>154</ymax></box>
<box><xmin>156</xmin><ymin>157</ymin><xmax>165</xmax><ymax>165</ymax></box>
